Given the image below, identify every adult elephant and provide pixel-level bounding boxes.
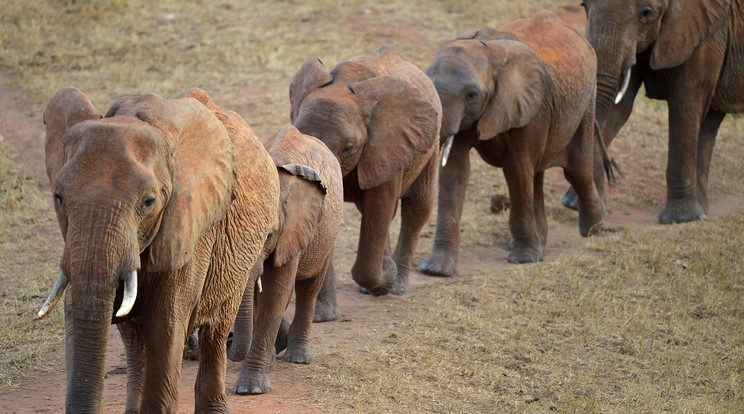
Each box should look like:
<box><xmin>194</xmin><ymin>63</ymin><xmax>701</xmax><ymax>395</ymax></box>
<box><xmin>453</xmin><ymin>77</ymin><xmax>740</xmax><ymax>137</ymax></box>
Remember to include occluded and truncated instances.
<box><xmin>289</xmin><ymin>45</ymin><xmax>442</xmax><ymax>308</ymax></box>
<box><xmin>420</xmin><ymin>11</ymin><xmax>606</xmax><ymax>274</ymax></box>
<box><xmin>229</xmin><ymin>125</ymin><xmax>344</xmax><ymax>395</ymax></box>
<box><xmin>571</xmin><ymin>0</ymin><xmax>744</xmax><ymax>223</ymax></box>
<box><xmin>37</xmin><ymin>87</ymin><xmax>279</xmax><ymax>413</ymax></box>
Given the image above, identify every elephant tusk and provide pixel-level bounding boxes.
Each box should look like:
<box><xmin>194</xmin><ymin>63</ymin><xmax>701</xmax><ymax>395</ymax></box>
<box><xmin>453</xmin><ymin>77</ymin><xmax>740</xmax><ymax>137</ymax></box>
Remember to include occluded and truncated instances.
<box><xmin>37</xmin><ymin>271</ymin><xmax>68</xmax><ymax>320</ymax></box>
<box><xmin>614</xmin><ymin>67</ymin><xmax>632</xmax><ymax>104</ymax></box>
<box><xmin>257</xmin><ymin>276</ymin><xmax>263</xmax><ymax>293</ymax></box>
<box><xmin>441</xmin><ymin>135</ymin><xmax>454</xmax><ymax>167</ymax></box>
<box><xmin>115</xmin><ymin>270</ymin><xmax>138</xmax><ymax>318</ymax></box>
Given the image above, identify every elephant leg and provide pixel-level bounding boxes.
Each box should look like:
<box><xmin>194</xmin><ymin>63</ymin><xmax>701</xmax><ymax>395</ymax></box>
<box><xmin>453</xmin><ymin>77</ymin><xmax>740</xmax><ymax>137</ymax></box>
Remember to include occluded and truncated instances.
<box><xmin>234</xmin><ymin>256</ymin><xmax>299</xmax><ymax>395</ymax></box>
<box><xmin>352</xmin><ymin>182</ymin><xmax>400</xmax><ymax>296</ymax></box>
<box><xmin>696</xmin><ymin>110</ymin><xmax>725</xmax><ymax>214</ymax></box>
<box><xmin>140</xmin><ymin>311</ymin><xmax>189</xmax><ymax>413</ymax></box>
<box><xmin>420</xmin><ymin>131</ymin><xmax>475</xmax><ymax>276</ymax></box>
<box><xmin>391</xmin><ymin>155</ymin><xmax>437</xmax><ymax>295</ymax></box>
<box><xmin>117</xmin><ymin>320</ymin><xmax>145</xmax><ymax>414</ymax></box>
<box><xmin>503</xmin><ymin>160</ymin><xmax>542</xmax><ymax>263</ymax></box>
<box><xmin>313</xmin><ymin>255</ymin><xmax>339</xmax><ymax>322</ymax></box>
<box><xmin>285</xmin><ymin>260</ymin><xmax>329</xmax><ymax>363</ymax></box>
<box><xmin>194</xmin><ymin>302</ymin><xmax>236</xmax><ymax>413</ymax></box>
<box><xmin>659</xmin><ymin>48</ymin><xmax>721</xmax><ymax>224</ymax></box>
<box><xmin>563</xmin><ymin>73</ymin><xmax>641</xmax><ymax>210</ymax></box>
<box><xmin>533</xmin><ymin>171</ymin><xmax>548</xmax><ymax>253</ymax></box>
<box><xmin>564</xmin><ymin>113</ymin><xmax>606</xmax><ymax>237</ymax></box>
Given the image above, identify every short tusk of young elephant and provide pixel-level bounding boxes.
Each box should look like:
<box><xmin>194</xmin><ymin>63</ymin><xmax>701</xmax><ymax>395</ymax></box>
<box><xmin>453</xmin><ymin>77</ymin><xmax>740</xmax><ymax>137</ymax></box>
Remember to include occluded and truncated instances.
<box><xmin>614</xmin><ymin>67</ymin><xmax>632</xmax><ymax>104</ymax></box>
<box><xmin>115</xmin><ymin>270</ymin><xmax>138</xmax><ymax>318</ymax></box>
<box><xmin>36</xmin><ymin>271</ymin><xmax>68</xmax><ymax>320</ymax></box>
<box><xmin>441</xmin><ymin>135</ymin><xmax>454</xmax><ymax>167</ymax></box>
<box><xmin>257</xmin><ymin>277</ymin><xmax>262</xmax><ymax>293</ymax></box>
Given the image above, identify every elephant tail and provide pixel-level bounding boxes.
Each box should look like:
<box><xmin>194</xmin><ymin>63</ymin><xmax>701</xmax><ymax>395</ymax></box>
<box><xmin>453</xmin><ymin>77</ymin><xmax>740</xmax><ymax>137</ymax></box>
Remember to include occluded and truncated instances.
<box><xmin>594</xmin><ymin>120</ymin><xmax>623</xmax><ymax>184</ymax></box>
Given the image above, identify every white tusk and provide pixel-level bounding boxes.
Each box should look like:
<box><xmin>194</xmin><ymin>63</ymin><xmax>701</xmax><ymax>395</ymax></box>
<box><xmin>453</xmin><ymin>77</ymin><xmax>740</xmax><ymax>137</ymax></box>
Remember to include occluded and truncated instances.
<box><xmin>441</xmin><ymin>135</ymin><xmax>454</xmax><ymax>167</ymax></box>
<box><xmin>257</xmin><ymin>277</ymin><xmax>262</xmax><ymax>293</ymax></box>
<box><xmin>115</xmin><ymin>270</ymin><xmax>138</xmax><ymax>318</ymax></box>
<box><xmin>614</xmin><ymin>67</ymin><xmax>632</xmax><ymax>104</ymax></box>
<box><xmin>37</xmin><ymin>271</ymin><xmax>68</xmax><ymax>320</ymax></box>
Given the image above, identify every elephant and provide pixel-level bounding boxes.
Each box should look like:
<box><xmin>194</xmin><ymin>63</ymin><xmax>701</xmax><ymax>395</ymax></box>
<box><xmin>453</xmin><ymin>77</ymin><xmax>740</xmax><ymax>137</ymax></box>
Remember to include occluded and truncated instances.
<box><xmin>569</xmin><ymin>0</ymin><xmax>744</xmax><ymax>224</ymax></box>
<box><xmin>289</xmin><ymin>44</ymin><xmax>442</xmax><ymax>307</ymax></box>
<box><xmin>227</xmin><ymin>125</ymin><xmax>344</xmax><ymax>395</ymax></box>
<box><xmin>36</xmin><ymin>86</ymin><xmax>279</xmax><ymax>413</ymax></box>
<box><xmin>419</xmin><ymin>10</ymin><xmax>606</xmax><ymax>274</ymax></box>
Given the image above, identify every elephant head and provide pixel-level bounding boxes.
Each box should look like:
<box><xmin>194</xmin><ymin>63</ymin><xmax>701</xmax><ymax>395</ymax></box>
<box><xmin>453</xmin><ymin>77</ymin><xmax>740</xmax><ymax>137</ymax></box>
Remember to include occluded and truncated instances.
<box><xmin>289</xmin><ymin>46</ymin><xmax>439</xmax><ymax>190</ymax></box>
<box><xmin>38</xmin><ymin>87</ymin><xmax>236</xmax><ymax>412</ymax></box>
<box><xmin>582</xmin><ymin>0</ymin><xmax>732</xmax><ymax>126</ymax></box>
<box><xmin>425</xmin><ymin>30</ymin><xmax>549</xmax><ymax>152</ymax></box>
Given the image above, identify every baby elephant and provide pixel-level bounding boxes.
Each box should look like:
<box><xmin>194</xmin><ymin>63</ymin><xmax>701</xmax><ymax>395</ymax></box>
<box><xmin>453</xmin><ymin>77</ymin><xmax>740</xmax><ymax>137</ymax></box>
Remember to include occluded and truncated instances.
<box><xmin>290</xmin><ymin>44</ymin><xmax>442</xmax><ymax>306</ymax></box>
<box><xmin>230</xmin><ymin>125</ymin><xmax>343</xmax><ymax>395</ymax></box>
<box><xmin>421</xmin><ymin>11</ymin><xmax>605</xmax><ymax>273</ymax></box>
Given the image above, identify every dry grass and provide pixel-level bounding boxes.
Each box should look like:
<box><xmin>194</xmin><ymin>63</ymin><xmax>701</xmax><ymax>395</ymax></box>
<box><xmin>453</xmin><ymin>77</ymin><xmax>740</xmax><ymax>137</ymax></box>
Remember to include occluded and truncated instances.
<box><xmin>1</xmin><ymin>0</ymin><xmax>743</xmax><ymax>412</ymax></box>
<box><xmin>311</xmin><ymin>216</ymin><xmax>744</xmax><ymax>413</ymax></box>
<box><xmin>0</xmin><ymin>143</ymin><xmax>64</xmax><ymax>387</ymax></box>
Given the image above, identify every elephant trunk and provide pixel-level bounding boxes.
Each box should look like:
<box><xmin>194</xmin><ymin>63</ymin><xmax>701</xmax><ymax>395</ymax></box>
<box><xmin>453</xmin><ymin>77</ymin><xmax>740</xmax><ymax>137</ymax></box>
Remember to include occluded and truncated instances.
<box><xmin>61</xmin><ymin>204</ymin><xmax>139</xmax><ymax>413</ymax></box>
<box><xmin>585</xmin><ymin>22</ymin><xmax>634</xmax><ymax>132</ymax></box>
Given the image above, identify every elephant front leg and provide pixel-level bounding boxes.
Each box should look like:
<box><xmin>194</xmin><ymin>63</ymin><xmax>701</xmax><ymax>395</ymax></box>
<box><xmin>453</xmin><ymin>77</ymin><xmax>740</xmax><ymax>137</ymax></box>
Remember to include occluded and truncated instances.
<box><xmin>391</xmin><ymin>155</ymin><xmax>437</xmax><ymax>294</ymax></box>
<box><xmin>659</xmin><ymin>51</ymin><xmax>721</xmax><ymax>224</ymax></box>
<box><xmin>352</xmin><ymin>183</ymin><xmax>400</xmax><ymax>296</ymax></box>
<box><xmin>313</xmin><ymin>257</ymin><xmax>339</xmax><ymax>322</ymax></box>
<box><xmin>117</xmin><ymin>320</ymin><xmax>145</xmax><ymax>413</ymax></box>
<box><xmin>420</xmin><ymin>137</ymin><xmax>472</xmax><ymax>277</ymax></box>
<box><xmin>194</xmin><ymin>312</ymin><xmax>235</xmax><ymax>413</ymax></box>
<box><xmin>503</xmin><ymin>162</ymin><xmax>543</xmax><ymax>264</ymax></box>
<box><xmin>235</xmin><ymin>257</ymin><xmax>298</xmax><ymax>395</ymax></box>
<box><xmin>140</xmin><ymin>317</ymin><xmax>189</xmax><ymax>413</ymax></box>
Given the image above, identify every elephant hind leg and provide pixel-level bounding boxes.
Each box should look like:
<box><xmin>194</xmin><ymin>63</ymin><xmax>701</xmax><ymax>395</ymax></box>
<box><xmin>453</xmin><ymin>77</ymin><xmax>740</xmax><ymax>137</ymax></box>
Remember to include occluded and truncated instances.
<box><xmin>696</xmin><ymin>110</ymin><xmax>725</xmax><ymax>214</ymax></box>
<box><xmin>313</xmin><ymin>257</ymin><xmax>339</xmax><ymax>323</ymax></box>
<box><xmin>285</xmin><ymin>262</ymin><xmax>329</xmax><ymax>364</ymax></box>
<box><xmin>564</xmin><ymin>115</ymin><xmax>605</xmax><ymax>237</ymax></box>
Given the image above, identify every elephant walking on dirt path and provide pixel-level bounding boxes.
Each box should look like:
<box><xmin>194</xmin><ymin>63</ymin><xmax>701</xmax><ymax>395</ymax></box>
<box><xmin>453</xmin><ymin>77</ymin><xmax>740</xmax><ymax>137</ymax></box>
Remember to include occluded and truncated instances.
<box><xmin>37</xmin><ymin>87</ymin><xmax>279</xmax><ymax>413</ymax></box>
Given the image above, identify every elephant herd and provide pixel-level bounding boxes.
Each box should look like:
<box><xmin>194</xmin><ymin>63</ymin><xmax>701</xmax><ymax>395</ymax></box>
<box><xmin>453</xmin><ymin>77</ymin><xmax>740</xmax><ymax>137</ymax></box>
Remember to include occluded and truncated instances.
<box><xmin>34</xmin><ymin>2</ymin><xmax>744</xmax><ymax>412</ymax></box>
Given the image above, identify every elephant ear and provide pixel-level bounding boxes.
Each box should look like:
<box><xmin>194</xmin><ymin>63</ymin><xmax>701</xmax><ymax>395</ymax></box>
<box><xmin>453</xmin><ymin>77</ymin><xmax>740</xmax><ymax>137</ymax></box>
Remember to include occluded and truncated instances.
<box><xmin>650</xmin><ymin>0</ymin><xmax>732</xmax><ymax>69</ymax></box>
<box><xmin>43</xmin><ymin>87</ymin><xmax>102</xmax><ymax>193</ymax></box>
<box><xmin>137</xmin><ymin>97</ymin><xmax>236</xmax><ymax>273</ymax></box>
<box><xmin>289</xmin><ymin>58</ymin><xmax>332</xmax><ymax>123</ymax></box>
<box><xmin>273</xmin><ymin>164</ymin><xmax>326</xmax><ymax>267</ymax></box>
<box><xmin>348</xmin><ymin>76</ymin><xmax>439</xmax><ymax>189</ymax></box>
<box><xmin>477</xmin><ymin>40</ymin><xmax>548</xmax><ymax>141</ymax></box>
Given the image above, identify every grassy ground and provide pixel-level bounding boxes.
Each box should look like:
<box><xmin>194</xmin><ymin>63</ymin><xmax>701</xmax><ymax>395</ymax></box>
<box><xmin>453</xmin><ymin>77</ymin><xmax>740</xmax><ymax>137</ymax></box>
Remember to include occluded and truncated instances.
<box><xmin>1</xmin><ymin>0</ymin><xmax>743</xmax><ymax>412</ymax></box>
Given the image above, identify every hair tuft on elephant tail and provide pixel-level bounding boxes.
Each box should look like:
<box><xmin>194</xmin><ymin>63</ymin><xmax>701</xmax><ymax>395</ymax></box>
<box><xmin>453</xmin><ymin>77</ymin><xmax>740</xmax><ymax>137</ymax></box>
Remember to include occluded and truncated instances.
<box><xmin>594</xmin><ymin>120</ymin><xmax>623</xmax><ymax>184</ymax></box>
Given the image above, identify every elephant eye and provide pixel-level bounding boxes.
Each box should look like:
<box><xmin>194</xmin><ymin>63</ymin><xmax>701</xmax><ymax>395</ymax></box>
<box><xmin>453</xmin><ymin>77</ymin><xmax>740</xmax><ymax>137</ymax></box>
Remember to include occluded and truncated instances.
<box><xmin>54</xmin><ymin>192</ymin><xmax>64</xmax><ymax>206</ymax></box>
<box><xmin>639</xmin><ymin>7</ymin><xmax>653</xmax><ymax>21</ymax></box>
<box><xmin>342</xmin><ymin>144</ymin><xmax>354</xmax><ymax>153</ymax></box>
<box><xmin>141</xmin><ymin>196</ymin><xmax>156</xmax><ymax>209</ymax></box>
<box><xmin>466</xmin><ymin>90</ymin><xmax>479</xmax><ymax>99</ymax></box>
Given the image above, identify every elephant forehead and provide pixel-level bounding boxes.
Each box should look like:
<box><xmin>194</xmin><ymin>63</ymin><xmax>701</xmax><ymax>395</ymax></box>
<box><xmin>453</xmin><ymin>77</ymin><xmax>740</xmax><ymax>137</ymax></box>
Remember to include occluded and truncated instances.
<box><xmin>296</xmin><ymin>96</ymin><xmax>360</xmax><ymax>136</ymax></box>
<box><xmin>60</xmin><ymin>118</ymin><xmax>167</xmax><ymax>188</ymax></box>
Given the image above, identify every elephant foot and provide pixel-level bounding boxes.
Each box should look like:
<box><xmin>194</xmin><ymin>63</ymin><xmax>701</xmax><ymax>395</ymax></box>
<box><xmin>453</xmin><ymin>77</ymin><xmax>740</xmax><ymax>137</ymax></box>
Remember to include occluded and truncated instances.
<box><xmin>419</xmin><ymin>246</ymin><xmax>458</xmax><ymax>277</ymax></box>
<box><xmin>354</xmin><ymin>256</ymin><xmax>396</xmax><ymax>296</ymax></box>
<box><xmin>284</xmin><ymin>342</ymin><xmax>314</xmax><ymax>364</ymax></box>
<box><xmin>562</xmin><ymin>186</ymin><xmax>579</xmax><ymax>211</ymax></box>
<box><xmin>659</xmin><ymin>198</ymin><xmax>705</xmax><ymax>224</ymax></box>
<box><xmin>313</xmin><ymin>296</ymin><xmax>339</xmax><ymax>323</ymax></box>
<box><xmin>508</xmin><ymin>245</ymin><xmax>544</xmax><ymax>264</ymax></box>
<box><xmin>195</xmin><ymin>396</ymin><xmax>230</xmax><ymax>413</ymax></box>
<box><xmin>234</xmin><ymin>371</ymin><xmax>272</xmax><ymax>395</ymax></box>
<box><xmin>391</xmin><ymin>263</ymin><xmax>410</xmax><ymax>295</ymax></box>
